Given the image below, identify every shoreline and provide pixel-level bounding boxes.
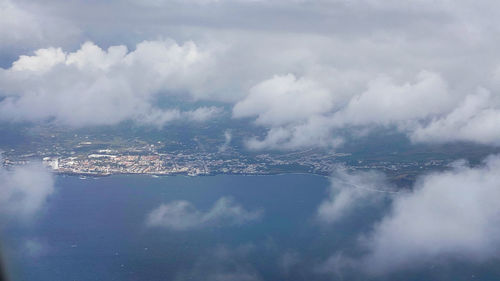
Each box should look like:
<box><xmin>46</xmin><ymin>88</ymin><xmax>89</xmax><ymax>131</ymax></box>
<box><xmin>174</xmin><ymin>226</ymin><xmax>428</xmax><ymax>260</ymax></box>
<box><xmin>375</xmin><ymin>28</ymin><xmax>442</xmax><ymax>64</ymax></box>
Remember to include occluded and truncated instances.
<box><xmin>55</xmin><ymin>170</ymin><xmax>330</xmax><ymax>179</ymax></box>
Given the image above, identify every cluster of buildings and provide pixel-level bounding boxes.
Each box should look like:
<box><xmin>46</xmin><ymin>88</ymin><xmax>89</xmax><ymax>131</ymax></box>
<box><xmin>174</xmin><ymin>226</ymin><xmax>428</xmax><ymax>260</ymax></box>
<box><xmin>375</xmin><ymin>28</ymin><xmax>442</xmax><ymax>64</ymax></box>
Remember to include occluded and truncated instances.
<box><xmin>42</xmin><ymin>152</ymin><xmax>267</xmax><ymax>176</ymax></box>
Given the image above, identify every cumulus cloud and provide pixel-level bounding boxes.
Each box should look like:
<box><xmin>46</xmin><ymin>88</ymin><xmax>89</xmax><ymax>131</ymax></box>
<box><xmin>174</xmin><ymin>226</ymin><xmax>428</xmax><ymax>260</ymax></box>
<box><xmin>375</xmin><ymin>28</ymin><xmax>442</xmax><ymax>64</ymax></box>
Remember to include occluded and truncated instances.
<box><xmin>235</xmin><ymin>71</ymin><xmax>459</xmax><ymax>150</ymax></box>
<box><xmin>244</xmin><ymin>117</ymin><xmax>344</xmax><ymax>151</ymax></box>
<box><xmin>232</xmin><ymin>74</ymin><xmax>345</xmax><ymax>150</ymax></box>
<box><xmin>319</xmin><ymin>154</ymin><xmax>500</xmax><ymax>275</ymax></box>
<box><xmin>3</xmin><ymin>0</ymin><xmax>500</xmax><ymax>148</ymax></box>
<box><xmin>331</xmin><ymin>71</ymin><xmax>454</xmax><ymax>127</ymax></box>
<box><xmin>233</xmin><ymin>74</ymin><xmax>335</xmax><ymax>127</ymax></box>
<box><xmin>410</xmin><ymin>88</ymin><xmax>500</xmax><ymax>145</ymax></box>
<box><xmin>0</xmin><ymin>162</ymin><xmax>54</xmax><ymax>220</ymax></box>
<box><xmin>146</xmin><ymin>197</ymin><xmax>263</xmax><ymax>230</ymax></box>
<box><xmin>0</xmin><ymin>40</ymin><xmax>220</xmax><ymax>127</ymax></box>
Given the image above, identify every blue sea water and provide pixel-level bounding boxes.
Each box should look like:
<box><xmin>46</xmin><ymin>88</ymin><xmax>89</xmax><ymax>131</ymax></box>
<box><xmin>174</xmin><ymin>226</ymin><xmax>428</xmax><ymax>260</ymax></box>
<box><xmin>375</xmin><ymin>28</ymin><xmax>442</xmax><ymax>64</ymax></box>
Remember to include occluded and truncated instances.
<box><xmin>2</xmin><ymin>174</ymin><xmax>500</xmax><ymax>281</ymax></box>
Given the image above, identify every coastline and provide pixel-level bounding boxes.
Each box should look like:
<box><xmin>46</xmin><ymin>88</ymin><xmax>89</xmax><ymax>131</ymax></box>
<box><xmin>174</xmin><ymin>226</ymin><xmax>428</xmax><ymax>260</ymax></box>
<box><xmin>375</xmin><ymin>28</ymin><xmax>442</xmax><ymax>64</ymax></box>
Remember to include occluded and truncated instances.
<box><xmin>55</xmin><ymin>170</ymin><xmax>330</xmax><ymax>179</ymax></box>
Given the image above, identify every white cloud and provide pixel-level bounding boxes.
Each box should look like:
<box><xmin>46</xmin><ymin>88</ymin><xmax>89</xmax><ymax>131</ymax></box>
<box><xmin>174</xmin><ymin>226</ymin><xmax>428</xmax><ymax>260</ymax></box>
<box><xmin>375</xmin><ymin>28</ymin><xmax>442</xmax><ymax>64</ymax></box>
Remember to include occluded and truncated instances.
<box><xmin>136</xmin><ymin>106</ymin><xmax>222</xmax><ymax>127</ymax></box>
<box><xmin>361</xmin><ymin>155</ymin><xmax>500</xmax><ymax>273</ymax></box>
<box><xmin>233</xmin><ymin>74</ymin><xmax>345</xmax><ymax>150</ymax></box>
<box><xmin>218</xmin><ymin>130</ymin><xmax>232</xmax><ymax>152</ymax></box>
<box><xmin>184</xmin><ymin>106</ymin><xmax>223</xmax><ymax>122</ymax></box>
<box><xmin>319</xmin><ymin>154</ymin><xmax>500</xmax><ymax>275</ymax></box>
<box><xmin>0</xmin><ymin>162</ymin><xmax>54</xmax><ymax>220</ymax></box>
<box><xmin>11</xmin><ymin>47</ymin><xmax>66</xmax><ymax>72</ymax></box>
<box><xmin>3</xmin><ymin>0</ymin><xmax>500</xmax><ymax>148</ymax></box>
<box><xmin>233</xmin><ymin>74</ymin><xmax>335</xmax><ymax>127</ymax></box>
<box><xmin>317</xmin><ymin>168</ymin><xmax>393</xmax><ymax>224</ymax></box>
<box><xmin>236</xmin><ymin>71</ymin><xmax>458</xmax><ymax>150</ymax></box>
<box><xmin>244</xmin><ymin>117</ymin><xmax>344</xmax><ymax>151</ymax></box>
<box><xmin>0</xmin><ymin>40</ymin><xmax>219</xmax><ymax>127</ymax></box>
<box><xmin>410</xmin><ymin>88</ymin><xmax>500</xmax><ymax>145</ymax></box>
<box><xmin>331</xmin><ymin>71</ymin><xmax>454</xmax><ymax>127</ymax></box>
<box><xmin>146</xmin><ymin>197</ymin><xmax>263</xmax><ymax>230</ymax></box>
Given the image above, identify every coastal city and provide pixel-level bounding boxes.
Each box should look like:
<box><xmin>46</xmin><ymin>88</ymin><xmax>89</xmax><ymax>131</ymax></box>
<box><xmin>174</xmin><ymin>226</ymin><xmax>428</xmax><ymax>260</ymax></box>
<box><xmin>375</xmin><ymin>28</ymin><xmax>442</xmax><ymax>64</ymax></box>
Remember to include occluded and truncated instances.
<box><xmin>1</xmin><ymin>136</ymin><xmax>453</xmax><ymax>187</ymax></box>
<box><xmin>2</xmin><ymin>122</ymin><xmax>490</xmax><ymax>186</ymax></box>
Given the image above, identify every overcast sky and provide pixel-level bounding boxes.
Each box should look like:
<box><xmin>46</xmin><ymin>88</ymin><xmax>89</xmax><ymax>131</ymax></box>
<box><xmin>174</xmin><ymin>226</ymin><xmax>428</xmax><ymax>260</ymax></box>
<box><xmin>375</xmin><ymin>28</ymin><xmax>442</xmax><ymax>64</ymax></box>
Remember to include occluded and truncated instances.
<box><xmin>3</xmin><ymin>3</ymin><xmax>500</xmax><ymax>277</ymax></box>
<box><xmin>1</xmin><ymin>0</ymin><xmax>500</xmax><ymax>150</ymax></box>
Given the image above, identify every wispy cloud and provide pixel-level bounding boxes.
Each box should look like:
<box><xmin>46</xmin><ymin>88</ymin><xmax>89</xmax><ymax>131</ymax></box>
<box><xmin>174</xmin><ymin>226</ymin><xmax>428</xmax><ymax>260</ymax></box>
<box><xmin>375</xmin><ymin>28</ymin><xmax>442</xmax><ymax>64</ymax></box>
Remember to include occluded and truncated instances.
<box><xmin>175</xmin><ymin>244</ymin><xmax>262</xmax><ymax>281</ymax></box>
<box><xmin>146</xmin><ymin>197</ymin><xmax>263</xmax><ymax>230</ymax></box>
<box><xmin>0</xmin><ymin>161</ymin><xmax>54</xmax><ymax>220</ymax></box>
<box><xmin>317</xmin><ymin>167</ymin><xmax>394</xmax><ymax>224</ymax></box>
<box><xmin>218</xmin><ymin>130</ymin><xmax>232</xmax><ymax>153</ymax></box>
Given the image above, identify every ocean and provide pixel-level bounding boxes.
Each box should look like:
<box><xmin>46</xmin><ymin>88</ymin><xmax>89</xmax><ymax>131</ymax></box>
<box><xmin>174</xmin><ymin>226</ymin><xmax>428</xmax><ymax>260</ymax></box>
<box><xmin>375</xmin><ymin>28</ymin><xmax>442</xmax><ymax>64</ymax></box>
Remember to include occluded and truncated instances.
<box><xmin>1</xmin><ymin>174</ymin><xmax>499</xmax><ymax>281</ymax></box>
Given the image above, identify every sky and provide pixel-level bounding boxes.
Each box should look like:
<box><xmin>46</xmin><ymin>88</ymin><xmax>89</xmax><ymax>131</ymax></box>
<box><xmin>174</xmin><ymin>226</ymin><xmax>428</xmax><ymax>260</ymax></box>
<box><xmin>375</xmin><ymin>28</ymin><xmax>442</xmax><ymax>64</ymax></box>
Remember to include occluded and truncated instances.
<box><xmin>3</xmin><ymin>1</ymin><xmax>500</xmax><ymax>278</ymax></box>
<box><xmin>1</xmin><ymin>0</ymin><xmax>500</xmax><ymax>150</ymax></box>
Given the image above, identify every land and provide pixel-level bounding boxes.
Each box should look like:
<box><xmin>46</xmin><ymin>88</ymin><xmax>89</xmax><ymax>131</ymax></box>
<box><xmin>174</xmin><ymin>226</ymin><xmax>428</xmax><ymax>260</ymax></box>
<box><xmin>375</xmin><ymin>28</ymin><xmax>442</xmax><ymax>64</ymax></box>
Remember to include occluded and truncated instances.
<box><xmin>1</xmin><ymin>138</ymin><xmax>451</xmax><ymax>187</ymax></box>
<box><xmin>2</xmin><ymin>122</ymin><xmax>499</xmax><ymax>187</ymax></box>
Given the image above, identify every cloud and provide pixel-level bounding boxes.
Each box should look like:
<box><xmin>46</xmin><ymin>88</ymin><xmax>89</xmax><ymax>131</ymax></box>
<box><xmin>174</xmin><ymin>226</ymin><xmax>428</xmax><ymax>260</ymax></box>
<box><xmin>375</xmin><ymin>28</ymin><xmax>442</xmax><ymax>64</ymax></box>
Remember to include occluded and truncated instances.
<box><xmin>0</xmin><ymin>162</ymin><xmax>54</xmax><ymax>220</ymax></box>
<box><xmin>137</xmin><ymin>106</ymin><xmax>223</xmax><ymax>127</ymax></box>
<box><xmin>22</xmin><ymin>239</ymin><xmax>48</xmax><ymax>257</ymax></box>
<box><xmin>410</xmin><ymin>88</ymin><xmax>500</xmax><ymax>145</ymax></box>
<box><xmin>244</xmin><ymin>117</ymin><xmax>344</xmax><ymax>151</ymax></box>
<box><xmin>233</xmin><ymin>74</ymin><xmax>335</xmax><ymax>127</ymax></box>
<box><xmin>175</xmin><ymin>244</ymin><xmax>262</xmax><ymax>281</ymax></box>
<box><xmin>331</xmin><ymin>71</ymin><xmax>454</xmax><ymax>127</ymax></box>
<box><xmin>232</xmin><ymin>73</ymin><xmax>346</xmax><ymax>150</ymax></box>
<box><xmin>0</xmin><ymin>0</ymin><xmax>79</xmax><ymax>53</ymax></box>
<box><xmin>236</xmin><ymin>71</ymin><xmax>458</xmax><ymax>150</ymax></box>
<box><xmin>319</xmin><ymin>154</ymin><xmax>500</xmax><ymax>275</ymax></box>
<box><xmin>279</xmin><ymin>251</ymin><xmax>301</xmax><ymax>275</ymax></box>
<box><xmin>317</xmin><ymin>168</ymin><xmax>393</xmax><ymax>224</ymax></box>
<box><xmin>3</xmin><ymin>0</ymin><xmax>500</xmax><ymax>148</ymax></box>
<box><xmin>0</xmin><ymin>40</ymin><xmax>220</xmax><ymax>127</ymax></box>
<box><xmin>184</xmin><ymin>106</ymin><xmax>223</xmax><ymax>122</ymax></box>
<box><xmin>146</xmin><ymin>197</ymin><xmax>263</xmax><ymax>230</ymax></box>
<box><xmin>218</xmin><ymin>130</ymin><xmax>232</xmax><ymax>152</ymax></box>
<box><xmin>361</xmin><ymin>155</ymin><xmax>500</xmax><ymax>273</ymax></box>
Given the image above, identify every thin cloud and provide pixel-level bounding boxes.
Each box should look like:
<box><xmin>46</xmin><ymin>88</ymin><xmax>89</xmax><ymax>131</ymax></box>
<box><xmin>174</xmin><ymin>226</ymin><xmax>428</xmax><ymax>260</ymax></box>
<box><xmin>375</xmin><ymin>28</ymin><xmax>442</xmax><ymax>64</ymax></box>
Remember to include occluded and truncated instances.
<box><xmin>146</xmin><ymin>197</ymin><xmax>263</xmax><ymax>230</ymax></box>
<box><xmin>317</xmin><ymin>167</ymin><xmax>394</xmax><ymax>224</ymax></box>
<box><xmin>0</xmin><ymin>162</ymin><xmax>54</xmax><ymax>220</ymax></box>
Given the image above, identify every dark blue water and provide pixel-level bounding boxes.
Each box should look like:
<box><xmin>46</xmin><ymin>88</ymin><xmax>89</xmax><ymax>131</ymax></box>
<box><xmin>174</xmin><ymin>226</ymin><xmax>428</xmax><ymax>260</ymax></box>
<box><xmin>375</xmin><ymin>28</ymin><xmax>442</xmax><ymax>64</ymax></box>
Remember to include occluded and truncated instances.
<box><xmin>2</xmin><ymin>174</ymin><xmax>500</xmax><ymax>281</ymax></box>
<box><xmin>1</xmin><ymin>174</ymin><xmax>330</xmax><ymax>281</ymax></box>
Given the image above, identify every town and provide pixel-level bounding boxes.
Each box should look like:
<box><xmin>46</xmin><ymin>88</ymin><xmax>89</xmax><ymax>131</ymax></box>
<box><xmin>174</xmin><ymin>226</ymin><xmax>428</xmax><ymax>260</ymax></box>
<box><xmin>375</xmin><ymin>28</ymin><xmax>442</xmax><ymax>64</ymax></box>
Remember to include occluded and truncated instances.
<box><xmin>1</xmin><ymin>137</ymin><xmax>452</xmax><ymax>188</ymax></box>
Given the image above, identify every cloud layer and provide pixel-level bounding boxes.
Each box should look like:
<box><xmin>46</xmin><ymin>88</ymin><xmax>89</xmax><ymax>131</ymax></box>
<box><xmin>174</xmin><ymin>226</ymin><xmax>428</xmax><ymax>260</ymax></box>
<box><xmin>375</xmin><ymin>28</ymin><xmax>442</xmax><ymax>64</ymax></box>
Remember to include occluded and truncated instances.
<box><xmin>3</xmin><ymin>0</ymin><xmax>500</xmax><ymax>148</ymax></box>
<box><xmin>146</xmin><ymin>197</ymin><xmax>263</xmax><ymax>230</ymax></box>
